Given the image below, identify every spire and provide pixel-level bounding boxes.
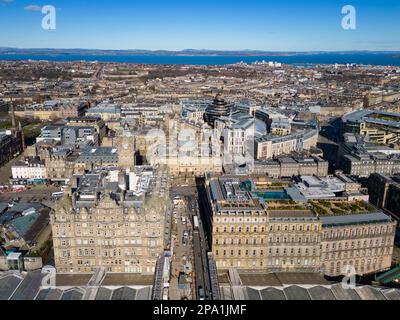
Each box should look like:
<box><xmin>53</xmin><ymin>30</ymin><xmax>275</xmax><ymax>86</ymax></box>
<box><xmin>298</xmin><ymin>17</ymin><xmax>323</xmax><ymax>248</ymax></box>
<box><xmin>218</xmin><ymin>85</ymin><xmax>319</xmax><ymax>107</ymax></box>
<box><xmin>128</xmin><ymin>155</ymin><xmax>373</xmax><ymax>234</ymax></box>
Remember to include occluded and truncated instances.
<box><xmin>10</xmin><ymin>99</ymin><xmax>16</xmax><ymax>128</ymax></box>
<box><xmin>19</xmin><ymin>121</ymin><xmax>26</xmax><ymax>151</ymax></box>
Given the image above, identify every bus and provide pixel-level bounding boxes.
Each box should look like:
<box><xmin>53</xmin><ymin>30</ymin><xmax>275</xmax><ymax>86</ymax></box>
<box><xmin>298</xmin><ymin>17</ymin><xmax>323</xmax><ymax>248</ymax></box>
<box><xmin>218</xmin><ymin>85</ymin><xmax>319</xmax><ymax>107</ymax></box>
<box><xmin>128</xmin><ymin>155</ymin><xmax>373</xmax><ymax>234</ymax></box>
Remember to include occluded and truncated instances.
<box><xmin>193</xmin><ymin>216</ymin><xmax>199</xmax><ymax>230</ymax></box>
<box><xmin>198</xmin><ymin>286</ymin><xmax>205</xmax><ymax>300</ymax></box>
<box><xmin>52</xmin><ymin>192</ymin><xmax>64</xmax><ymax>200</ymax></box>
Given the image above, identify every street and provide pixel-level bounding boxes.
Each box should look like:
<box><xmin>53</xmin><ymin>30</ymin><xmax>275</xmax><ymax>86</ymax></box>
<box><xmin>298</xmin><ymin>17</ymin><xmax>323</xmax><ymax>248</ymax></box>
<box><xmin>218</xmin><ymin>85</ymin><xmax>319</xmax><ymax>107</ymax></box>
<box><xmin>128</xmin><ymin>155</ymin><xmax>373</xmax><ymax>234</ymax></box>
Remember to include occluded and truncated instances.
<box><xmin>169</xmin><ymin>183</ymin><xmax>214</xmax><ymax>300</ymax></box>
<box><xmin>168</xmin><ymin>198</ymin><xmax>195</xmax><ymax>300</ymax></box>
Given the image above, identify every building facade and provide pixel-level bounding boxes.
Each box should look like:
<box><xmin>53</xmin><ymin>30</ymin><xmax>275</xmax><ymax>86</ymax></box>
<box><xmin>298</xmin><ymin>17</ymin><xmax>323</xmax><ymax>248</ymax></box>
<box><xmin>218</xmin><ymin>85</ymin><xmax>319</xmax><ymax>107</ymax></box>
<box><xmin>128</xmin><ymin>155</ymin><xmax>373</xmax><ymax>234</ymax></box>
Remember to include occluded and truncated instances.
<box><xmin>51</xmin><ymin>170</ymin><xmax>165</xmax><ymax>274</ymax></box>
<box><xmin>205</xmin><ymin>175</ymin><xmax>397</xmax><ymax>277</ymax></box>
<box><xmin>342</xmin><ymin>153</ymin><xmax>400</xmax><ymax>177</ymax></box>
<box><xmin>321</xmin><ymin>214</ymin><xmax>396</xmax><ymax>276</ymax></box>
<box><xmin>11</xmin><ymin>158</ymin><xmax>47</xmax><ymax>180</ymax></box>
<box><xmin>0</xmin><ymin>130</ymin><xmax>23</xmax><ymax>167</ymax></box>
<box><xmin>255</xmin><ymin>129</ymin><xmax>319</xmax><ymax>160</ymax></box>
<box><xmin>253</xmin><ymin>156</ymin><xmax>328</xmax><ymax>178</ymax></box>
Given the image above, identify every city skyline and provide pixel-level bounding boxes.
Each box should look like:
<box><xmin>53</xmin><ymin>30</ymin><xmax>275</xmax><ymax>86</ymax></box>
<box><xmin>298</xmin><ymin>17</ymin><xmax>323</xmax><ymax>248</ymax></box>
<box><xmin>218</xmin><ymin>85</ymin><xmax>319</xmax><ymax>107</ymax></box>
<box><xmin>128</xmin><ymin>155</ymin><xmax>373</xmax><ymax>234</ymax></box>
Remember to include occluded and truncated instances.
<box><xmin>1</xmin><ymin>0</ymin><xmax>400</xmax><ymax>305</ymax></box>
<box><xmin>1</xmin><ymin>0</ymin><xmax>400</xmax><ymax>51</ymax></box>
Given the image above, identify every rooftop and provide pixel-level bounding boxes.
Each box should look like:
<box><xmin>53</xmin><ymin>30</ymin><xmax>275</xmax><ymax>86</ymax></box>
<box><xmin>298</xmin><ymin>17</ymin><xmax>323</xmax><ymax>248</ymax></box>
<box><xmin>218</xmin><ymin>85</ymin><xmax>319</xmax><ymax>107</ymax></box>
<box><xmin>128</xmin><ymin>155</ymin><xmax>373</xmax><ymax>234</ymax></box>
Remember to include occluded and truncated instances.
<box><xmin>310</xmin><ymin>200</ymin><xmax>378</xmax><ymax>217</ymax></box>
<box><xmin>0</xmin><ymin>271</ymin><xmax>153</xmax><ymax>300</ymax></box>
<box><xmin>320</xmin><ymin>212</ymin><xmax>393</xmax><ymax>227</ymax></box>
<box><xmin>220</xmin><ymin>282</ymin><xmax>400</xmax><ymax>301</ymax></box>
<box><xmin>343</xmin><ymin>109</ymin><xmax>400</xmax><ymax>128</ymax></box>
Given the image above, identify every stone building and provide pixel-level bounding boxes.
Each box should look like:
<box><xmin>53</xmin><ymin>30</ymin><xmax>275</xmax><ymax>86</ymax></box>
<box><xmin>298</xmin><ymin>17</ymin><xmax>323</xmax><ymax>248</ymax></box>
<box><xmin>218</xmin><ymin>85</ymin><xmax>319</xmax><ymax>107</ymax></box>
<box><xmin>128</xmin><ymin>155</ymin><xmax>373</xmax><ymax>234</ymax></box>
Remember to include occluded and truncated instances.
<box><xmin>116</xmin><ymin>128</ymin><xmax>136</xmax><ymax>170</ymax></box>
<box><xmin>255</xmin><ymin>129</ymin><xmax>319</xmax><ymax>160</ymax></box>
<box><xmin>266</xmin><ymin>210</ymin><xmax>322</xmax><ymax>272</ymax></box>
<box><xmin>205</xmin><ymin>175</ymin><xmax>397</xmax><ymax>277</ymax></box>
<box><xmin>44</xmin><ymin>149</ymin><xmax>76</xmax><ymax>183</ymax></box>
<box><xmin>51</xmin><ymin>169</ymin><xmax>165</xmax><ymax>274</ymax></box>
<box><xmin>206</xmin><ymin>176</ymin><xmax>322</xmax><ymax>272</ymax></box>
<box><xmin>368</xmin><ymin>173</ymin><xmax>394</xmax><ymax>209</ymax></box>
<box><xmin>59</xmin><ymin>102</ymin><xmax>88</xmax><ymax>118</ymax></box>
<box><xmin>341</xmin><ymin>153</ymin><xmax>400</xmax><ymax>178</ymax></box>
<box><xmin>320</xmin><ymin>213</ymin><xmax>396</xmax><ymax>276</ymax></box>
<box><xmin>368</xmin><ymin>173</ymin><xmax>400</xmax><ymax>219</ymax></box>
<box><xmin>0</xmin><ymin>130</ymin><xmax>23</xmax><ymax>167</ymax></box>
<box><xmin>253</xmin><ymin>156</ymin><xmax>328</xmax><ymax>178</ymax></box>
<box><xmin>66</xmin><ymin>117</ymin><xmax>107</xmax><ymax>144</ymax></box>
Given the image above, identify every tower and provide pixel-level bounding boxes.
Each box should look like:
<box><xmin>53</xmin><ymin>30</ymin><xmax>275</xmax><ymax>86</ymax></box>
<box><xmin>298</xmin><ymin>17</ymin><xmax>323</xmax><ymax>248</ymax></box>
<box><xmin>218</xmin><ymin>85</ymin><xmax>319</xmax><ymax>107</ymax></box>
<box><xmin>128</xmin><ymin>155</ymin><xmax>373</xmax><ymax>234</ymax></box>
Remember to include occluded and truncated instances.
<box><xmin>117</xmin><ymin>127</ymin><xmax>135</xmax><ymax>169</ymax></box>
<box><xmin>18</xmin><ymin>121</ymin><xmax>26</xmax><ymax>151</ymax></box>
<box><xmin>9</xmin><ymin>99</ymin><xmax>16</xmax><ymax>128</ymax></box>
<box><xmin>204</xmin><ymin>94</ymin><xmax>233</xmax><ymax>128</ymax></box>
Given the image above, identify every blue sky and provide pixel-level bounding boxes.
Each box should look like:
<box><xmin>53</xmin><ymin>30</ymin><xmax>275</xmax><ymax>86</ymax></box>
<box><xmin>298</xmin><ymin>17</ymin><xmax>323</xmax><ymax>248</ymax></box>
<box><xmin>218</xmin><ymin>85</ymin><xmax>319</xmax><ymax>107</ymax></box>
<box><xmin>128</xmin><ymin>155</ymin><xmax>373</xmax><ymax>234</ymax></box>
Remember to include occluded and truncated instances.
<box><xmin>0</xmin><ymin>0</ymin><xmax>399</xmax><ymax>51</ymax></box>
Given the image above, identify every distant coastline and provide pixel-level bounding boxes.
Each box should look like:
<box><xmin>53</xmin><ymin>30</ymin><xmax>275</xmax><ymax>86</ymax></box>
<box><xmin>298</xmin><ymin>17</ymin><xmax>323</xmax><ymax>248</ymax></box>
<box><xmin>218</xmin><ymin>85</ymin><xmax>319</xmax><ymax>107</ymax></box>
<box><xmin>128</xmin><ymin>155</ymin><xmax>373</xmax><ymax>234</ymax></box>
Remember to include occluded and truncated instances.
<box><xmin>1</xmin><ymin>48</ymin><xmax>400</xmax><ymax>56</ymax></box>
<box><xmin>1</xmin><ymin>48</ymin><xmax>400</xmax><ymax>66</ymax></box>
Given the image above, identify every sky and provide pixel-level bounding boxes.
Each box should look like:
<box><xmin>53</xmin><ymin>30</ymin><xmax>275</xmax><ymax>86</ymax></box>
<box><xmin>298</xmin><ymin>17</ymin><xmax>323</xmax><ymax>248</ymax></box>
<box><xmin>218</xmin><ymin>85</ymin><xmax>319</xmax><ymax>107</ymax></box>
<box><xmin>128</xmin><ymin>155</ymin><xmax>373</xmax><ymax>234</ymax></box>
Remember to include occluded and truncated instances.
<box><xmin>0</xmin><ymin>0</ymin><xmax>399</xmax><ymax>51</ymax></box>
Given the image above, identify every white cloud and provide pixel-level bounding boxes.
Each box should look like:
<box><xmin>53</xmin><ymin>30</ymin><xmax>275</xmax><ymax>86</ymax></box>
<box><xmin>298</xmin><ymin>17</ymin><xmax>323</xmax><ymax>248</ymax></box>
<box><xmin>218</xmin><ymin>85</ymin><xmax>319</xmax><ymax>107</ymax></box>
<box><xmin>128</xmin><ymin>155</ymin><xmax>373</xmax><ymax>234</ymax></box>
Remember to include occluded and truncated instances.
<box><xmin>24</xmin><ymin>4</ymin><xmax>43</xmax><ymax>11</ymax></box>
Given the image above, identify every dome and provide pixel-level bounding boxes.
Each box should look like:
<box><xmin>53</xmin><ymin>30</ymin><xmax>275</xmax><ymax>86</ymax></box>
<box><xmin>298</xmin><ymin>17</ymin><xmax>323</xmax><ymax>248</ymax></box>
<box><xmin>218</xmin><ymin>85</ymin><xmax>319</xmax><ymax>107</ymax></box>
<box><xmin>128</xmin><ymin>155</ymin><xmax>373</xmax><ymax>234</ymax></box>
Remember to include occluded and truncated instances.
<box><xmin>204</xmin><ymin>94</ymin><xmax>233</xmax><ymax>127</ymax></box>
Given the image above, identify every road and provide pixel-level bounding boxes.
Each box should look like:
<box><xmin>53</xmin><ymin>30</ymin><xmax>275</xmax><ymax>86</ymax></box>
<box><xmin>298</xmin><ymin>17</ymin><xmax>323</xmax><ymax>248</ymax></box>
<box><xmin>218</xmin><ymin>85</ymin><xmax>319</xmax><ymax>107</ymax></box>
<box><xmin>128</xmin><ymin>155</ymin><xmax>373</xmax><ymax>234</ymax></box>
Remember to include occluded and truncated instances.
<box><xmin>0</xmin><ymin>185</ymin><xmax>61</xmax><ymax>205</ymax></box>
<box><xmin>187</xmin><ymin>195</ymin><xmax>212</xmax><ymax>300</ymax></box>
<box><xmin>168</xmin><ymin>183</ymin><xmax>216</xmax><ymax>300</ymax></box>
<box><xmin>168</xmin><ymin>199</ymin><xmax>194</xmax><ymax>300</ymax></box>
<box><xmin>92</xmin><ymin>65</ymin><xmax>104</xmax><ymax>80</ymax></box>
<box><xmin>0</xmin><ymin>152</ymin><xmax>25</xmax><ymax>184</ymax></box>
<box><xmin>393</xmin><ymin>246</ymin><xmax>400</xmax><ymax>265</ymax></box>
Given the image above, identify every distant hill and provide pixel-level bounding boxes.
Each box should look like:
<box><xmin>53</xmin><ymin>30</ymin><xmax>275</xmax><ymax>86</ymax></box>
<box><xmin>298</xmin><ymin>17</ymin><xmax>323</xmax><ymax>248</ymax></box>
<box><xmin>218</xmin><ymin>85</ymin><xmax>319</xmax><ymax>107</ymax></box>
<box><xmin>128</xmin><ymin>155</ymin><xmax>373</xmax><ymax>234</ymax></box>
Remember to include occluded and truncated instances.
<box><xmin>1</xmin><ymin>48</ymin><xmax>399</xmax><ymax>57</ymax></box>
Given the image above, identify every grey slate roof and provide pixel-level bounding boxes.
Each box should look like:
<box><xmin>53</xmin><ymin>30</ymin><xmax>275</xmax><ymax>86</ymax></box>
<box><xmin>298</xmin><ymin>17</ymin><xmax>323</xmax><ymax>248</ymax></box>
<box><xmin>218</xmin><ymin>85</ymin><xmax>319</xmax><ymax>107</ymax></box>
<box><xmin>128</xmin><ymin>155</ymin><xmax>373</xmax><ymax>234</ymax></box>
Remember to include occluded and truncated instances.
<box><xmin>321</xmin><ymin>212</ymin><xmax>392</xmax><ymax>227</ymax></box>
<box><xmin>0</xmin><ymin>275</ymin><xmax>23</xmax><ymax>300</ymax></box>
<box><xmin>221</xmin><ymin>283</ymin><xmax>400</xmax><ymax>301</ymax></box>
<box><xmin>111</xmin><ymin>287</ymin><xmax>137</xmax><ymax>300</ymax></box>
<box><xmin>35</xmin><ymin>288</ymin><xmax>63</xmax><ymax>300</ymax></box>
<box><xmin>284</xmin><ymin>285</ymin><xmax>312</xmax><ymax>300</ymax></box>
<box><xmin>0</xmin><ymin>271</ymin><xmax>153</xmax><ymax>300</ymax></box>
<box><xmin>10</xmin><ymin>270</ymin><xmax>44</xmax><ymax>300</ymax></box>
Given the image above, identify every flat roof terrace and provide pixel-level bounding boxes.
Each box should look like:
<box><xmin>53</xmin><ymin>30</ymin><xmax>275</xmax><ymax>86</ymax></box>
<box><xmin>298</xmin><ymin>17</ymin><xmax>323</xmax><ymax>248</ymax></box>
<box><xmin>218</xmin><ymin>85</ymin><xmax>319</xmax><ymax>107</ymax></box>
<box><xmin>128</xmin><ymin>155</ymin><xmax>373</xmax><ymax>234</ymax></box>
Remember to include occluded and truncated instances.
<box><xmin>310</xmin><ymin>200</ymin><xmax>378</xmax><ymax>217</ymax></box>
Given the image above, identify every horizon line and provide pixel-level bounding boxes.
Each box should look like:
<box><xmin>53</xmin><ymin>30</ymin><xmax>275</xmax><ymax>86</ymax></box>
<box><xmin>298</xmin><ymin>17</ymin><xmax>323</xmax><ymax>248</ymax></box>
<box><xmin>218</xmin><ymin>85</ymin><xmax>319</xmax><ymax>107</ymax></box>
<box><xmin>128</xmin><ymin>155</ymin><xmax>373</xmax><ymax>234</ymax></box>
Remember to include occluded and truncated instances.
<box><xmin>1</xmin><ymin>47</ymin><xmax>400</xmax><ymax>53</ymax></box>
